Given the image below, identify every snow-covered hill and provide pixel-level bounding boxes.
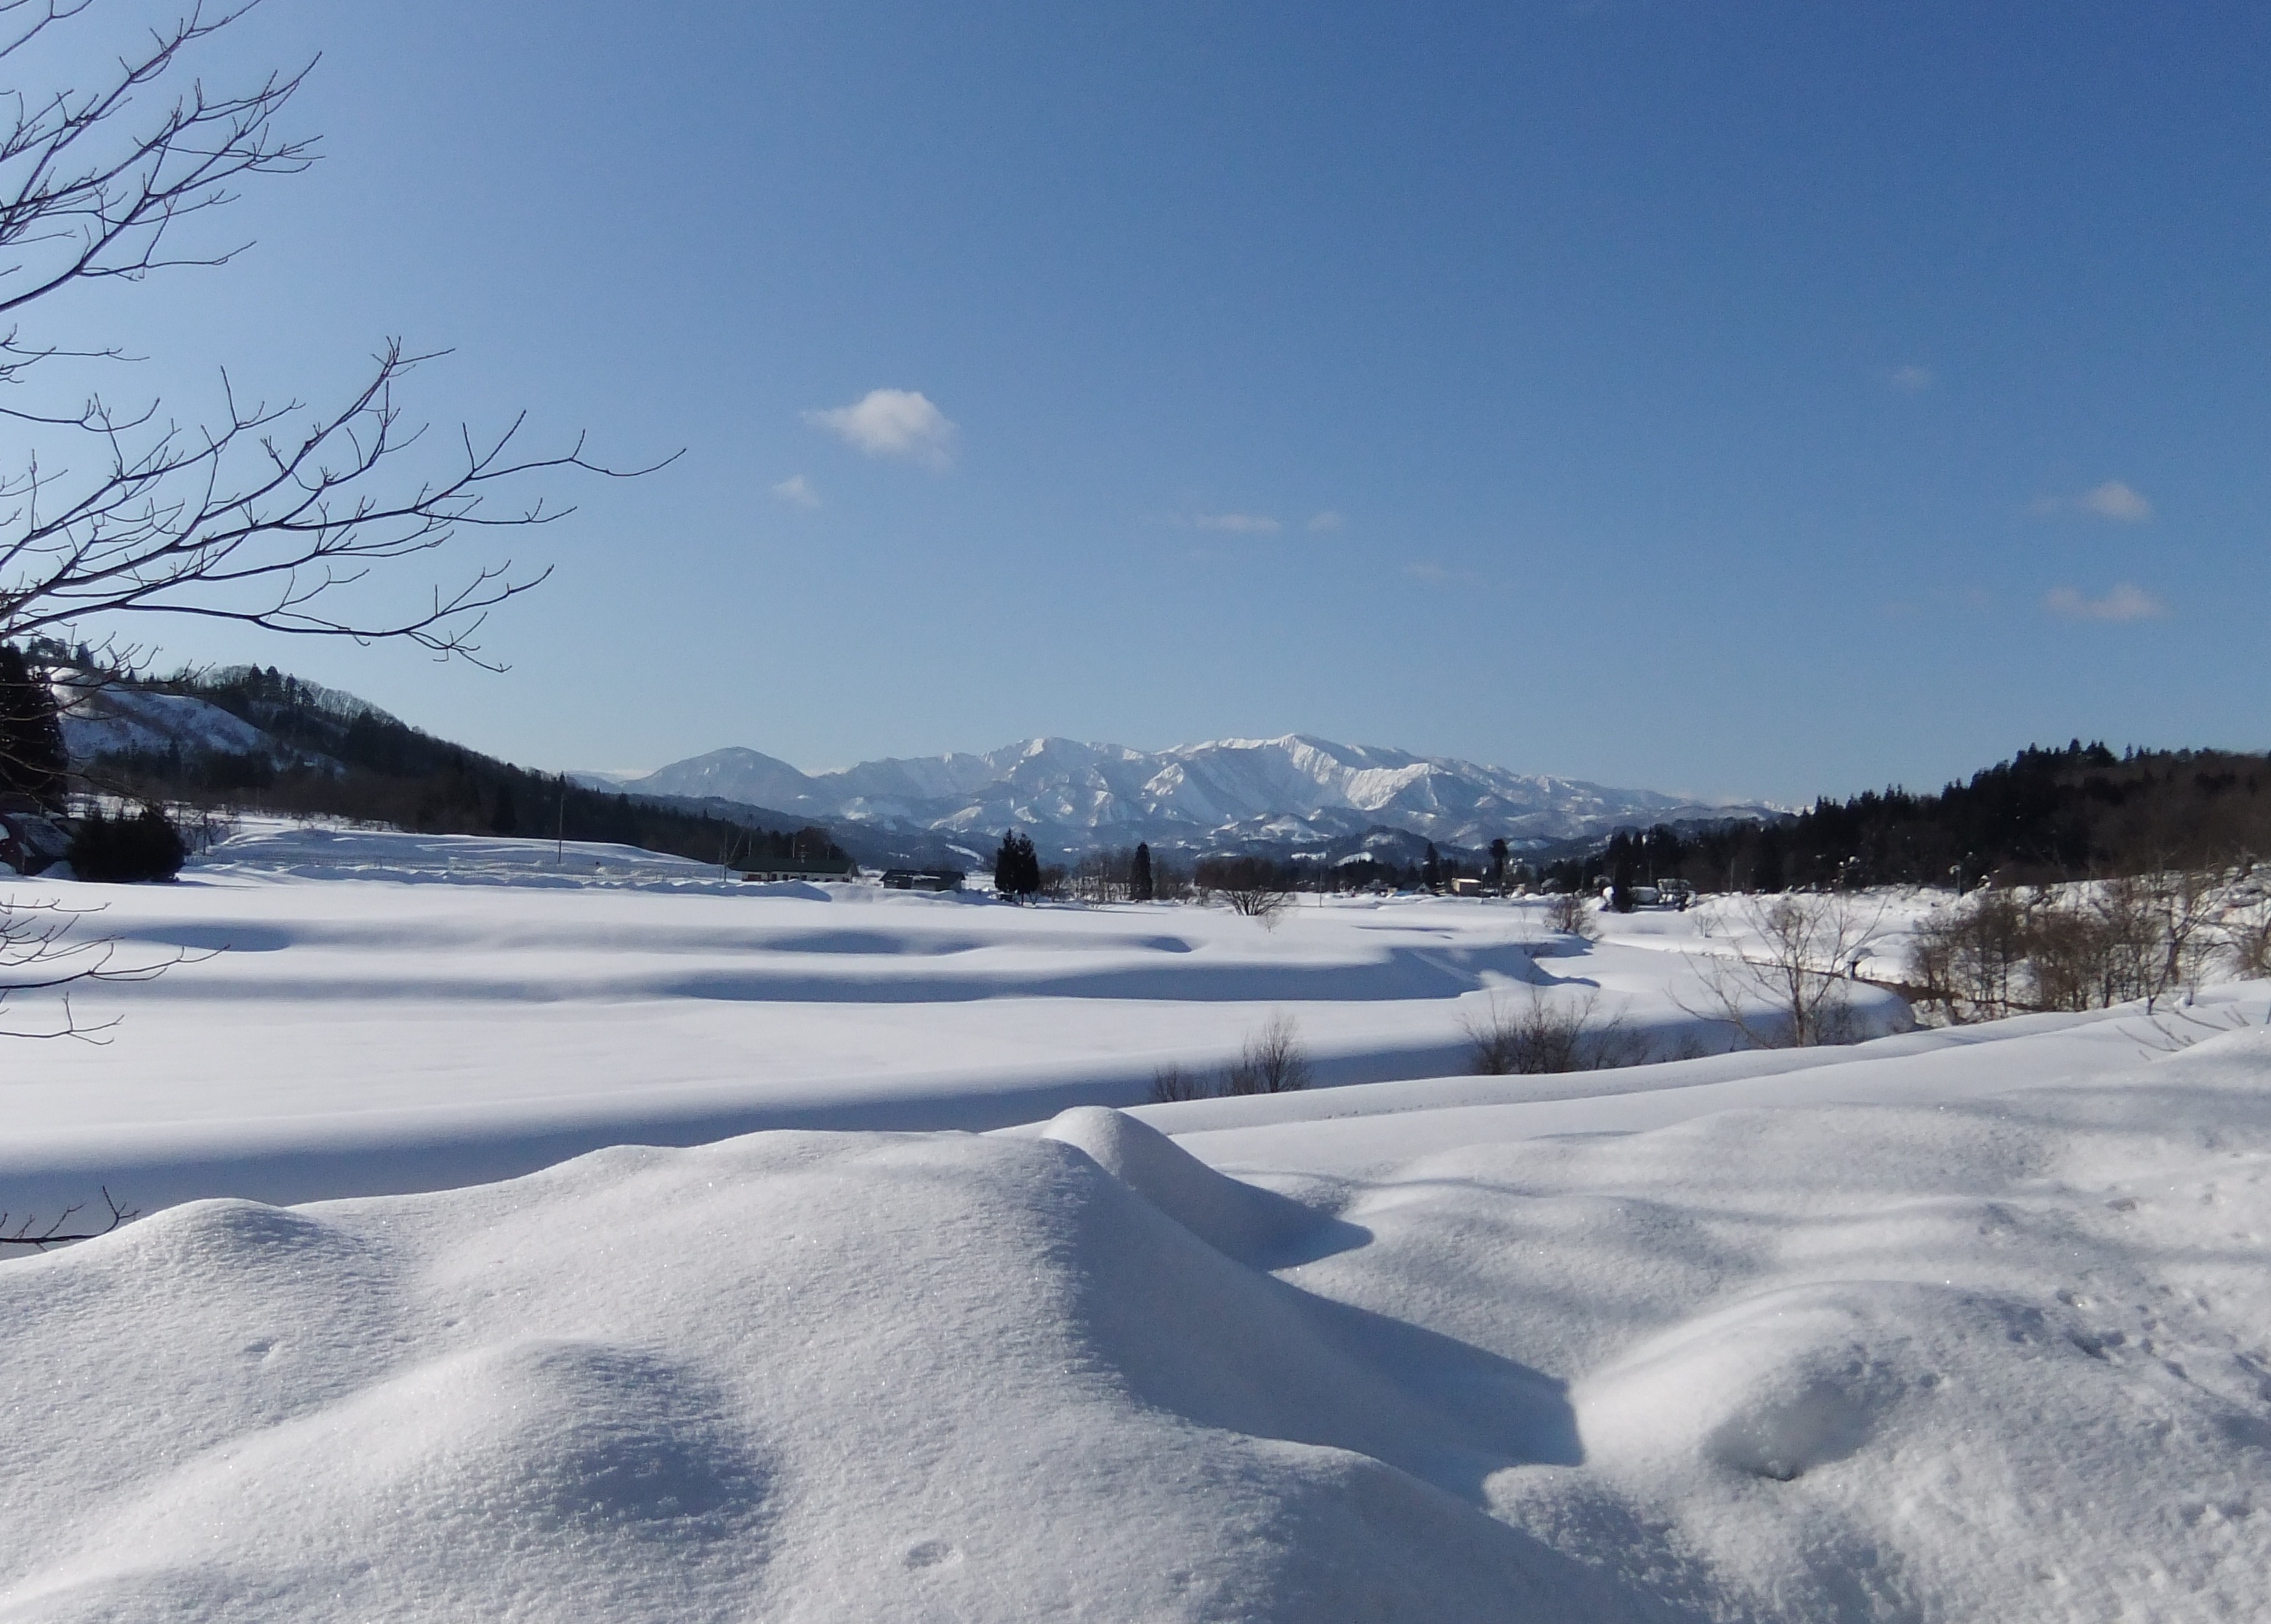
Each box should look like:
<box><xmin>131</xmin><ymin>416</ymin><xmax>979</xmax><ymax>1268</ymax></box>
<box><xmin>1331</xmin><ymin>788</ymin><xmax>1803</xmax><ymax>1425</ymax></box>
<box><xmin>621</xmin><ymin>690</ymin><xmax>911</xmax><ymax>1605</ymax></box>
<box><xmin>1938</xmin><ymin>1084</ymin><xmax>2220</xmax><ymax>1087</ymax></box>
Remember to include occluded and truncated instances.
<box><xmin>629</xmin><ymin>735</ymin><xmax>1767</xmax><ymax>856</ymax></box>
<box><xmin>53</xmin><ymin>666</ymin><xmax>401</xmax><ymax>770</ymax></box>
<box><xmin>55</xmin><ymin>682</ymin><xmax>275</xmax><ymax>761</ymax></box>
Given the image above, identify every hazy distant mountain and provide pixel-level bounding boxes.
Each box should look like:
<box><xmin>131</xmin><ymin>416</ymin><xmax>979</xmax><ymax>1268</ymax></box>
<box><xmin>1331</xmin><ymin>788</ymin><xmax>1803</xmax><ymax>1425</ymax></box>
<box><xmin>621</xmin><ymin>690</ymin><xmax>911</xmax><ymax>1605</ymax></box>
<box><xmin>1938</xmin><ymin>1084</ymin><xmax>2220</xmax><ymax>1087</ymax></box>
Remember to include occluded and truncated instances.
<box><xmin>626</xmin><ymin>735</ymin><xmax>1769</xmax><ymax>859</ymax></box>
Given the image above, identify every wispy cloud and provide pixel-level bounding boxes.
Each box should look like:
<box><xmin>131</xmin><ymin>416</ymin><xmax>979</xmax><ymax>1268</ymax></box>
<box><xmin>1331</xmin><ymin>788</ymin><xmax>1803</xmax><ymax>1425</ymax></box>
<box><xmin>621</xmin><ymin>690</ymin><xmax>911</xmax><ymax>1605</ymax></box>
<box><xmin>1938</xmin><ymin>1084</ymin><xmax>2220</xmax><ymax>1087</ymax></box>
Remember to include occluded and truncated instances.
<box><xmin>1305</xmin><ymin>510</ymin><xmax>1346</xmax><ymax>533</ymax></box>
<box><xmin>1194</xmin><ymin>512</ymin><xmax>1281</xmax><ymax>534</ymax></box>
<box><xmin>2079</xmin><ymin>480</ymin><xmax>2152</xmax><ymax>521</ymax></box>
<box><xmin>1402</xmin><ymin>562</ymin><xmax>1449</xmax><ymax>582</ymax></box>
<box><xmin>770</xmin><ymin>474</ymin><xmax>820</xmax><ymax>508</ymax></box>
<box><xmin>1890</xmin><ymin>363</ymin><xmax>1934</xmax><ymax>393</ymax></box>
<box><xmin>2030</xmin><ymin>480</ymin><xmax>2153</xmax><ymax>522</ymax></box>
<box><xmin>2045</xmin><ymin>582</ymin><xmax>2170</xmax><ymax>622</ymax></box>
<box><xmin>803</xmin><ymin>388</ymin><xmax>957</xmax><ymax>469</ymax></box>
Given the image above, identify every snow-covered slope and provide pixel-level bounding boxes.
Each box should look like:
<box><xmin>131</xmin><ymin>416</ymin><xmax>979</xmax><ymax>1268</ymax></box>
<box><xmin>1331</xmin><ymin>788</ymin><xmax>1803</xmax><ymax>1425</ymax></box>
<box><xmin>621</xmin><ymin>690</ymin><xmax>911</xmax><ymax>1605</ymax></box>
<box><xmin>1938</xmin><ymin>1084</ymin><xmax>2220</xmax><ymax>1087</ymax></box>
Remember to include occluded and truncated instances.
<box><xmin>53</xmin><ymin>668</ymin><xmax>400</xmax><ymax>769</ymax></box>
<box><xmin>632</xmin><ymin>733</ymin><xmax>1766</xmax><ymax>855</ymax></box>
<box><xmin>55</xmin><ymin>682</ymin><xmax>276</xmax><ymax>761</ymax></box>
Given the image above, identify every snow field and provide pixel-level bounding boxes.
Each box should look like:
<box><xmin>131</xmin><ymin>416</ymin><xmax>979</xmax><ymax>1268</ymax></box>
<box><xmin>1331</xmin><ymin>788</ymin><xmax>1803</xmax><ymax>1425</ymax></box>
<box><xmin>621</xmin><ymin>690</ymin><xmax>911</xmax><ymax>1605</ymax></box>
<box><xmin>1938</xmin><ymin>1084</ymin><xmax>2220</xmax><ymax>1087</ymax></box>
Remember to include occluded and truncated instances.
<box><xmin>3</xmin><ymin>822</ymin><xmax>2268</xmax><ymax>1618</ymax></box>
<box><xmin>0</xmin><ymin>820</ymin><xmax>1911</xmax><ymax>1215</ymax></box>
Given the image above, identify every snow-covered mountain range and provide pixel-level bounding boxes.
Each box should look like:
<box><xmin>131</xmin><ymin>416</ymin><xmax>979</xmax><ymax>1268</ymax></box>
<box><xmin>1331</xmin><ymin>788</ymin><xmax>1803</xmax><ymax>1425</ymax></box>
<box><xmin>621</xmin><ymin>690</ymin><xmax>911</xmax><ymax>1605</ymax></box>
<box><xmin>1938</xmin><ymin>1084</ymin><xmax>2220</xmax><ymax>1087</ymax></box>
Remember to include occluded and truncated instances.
<box><xmin>612</xmin><ymin>735</ymin><xmax>1770</xmax><ymax>858</ymax></box>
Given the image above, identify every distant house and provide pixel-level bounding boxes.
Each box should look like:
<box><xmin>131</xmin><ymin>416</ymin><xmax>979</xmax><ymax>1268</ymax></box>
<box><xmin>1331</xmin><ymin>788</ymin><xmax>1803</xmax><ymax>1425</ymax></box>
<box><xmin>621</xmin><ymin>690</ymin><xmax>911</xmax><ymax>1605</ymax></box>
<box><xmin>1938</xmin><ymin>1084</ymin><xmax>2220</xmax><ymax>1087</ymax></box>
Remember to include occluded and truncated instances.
<box><xmin>1447</xmin><ymin>876</ymin><xmax>1485</xmax><ymax>897</ymax></box>
<box><xmin>880</xmin><ymin>868</ymin><xmax>964</xmax><ymax>892</ymax></box>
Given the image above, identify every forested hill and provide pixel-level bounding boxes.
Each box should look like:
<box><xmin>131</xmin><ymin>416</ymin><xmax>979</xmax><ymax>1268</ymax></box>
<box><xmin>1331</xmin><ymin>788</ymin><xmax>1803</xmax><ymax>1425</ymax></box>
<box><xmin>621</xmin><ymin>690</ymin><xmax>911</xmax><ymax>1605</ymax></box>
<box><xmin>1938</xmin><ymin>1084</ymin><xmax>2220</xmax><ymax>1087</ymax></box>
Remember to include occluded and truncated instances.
<box><xmin>70</xmin><ymin>664</ymin><xmax>854</xmax><ymax>876</ymax></box>
<box><xmin>1587</xmin><ymin>743</ymin><xmax>2271</xmax><ymax>894</ymax></box>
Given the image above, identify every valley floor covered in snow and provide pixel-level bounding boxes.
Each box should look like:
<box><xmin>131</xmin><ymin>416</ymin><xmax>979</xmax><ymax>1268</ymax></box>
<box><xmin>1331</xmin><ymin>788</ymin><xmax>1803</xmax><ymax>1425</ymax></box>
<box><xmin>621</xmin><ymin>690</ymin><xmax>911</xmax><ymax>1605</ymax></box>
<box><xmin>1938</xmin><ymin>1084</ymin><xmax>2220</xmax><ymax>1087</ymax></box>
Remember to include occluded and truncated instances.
<box><xmin>1</xmin><ymin>823</ymin><xmax>2266</xmax><ymax>1620</ymax></box>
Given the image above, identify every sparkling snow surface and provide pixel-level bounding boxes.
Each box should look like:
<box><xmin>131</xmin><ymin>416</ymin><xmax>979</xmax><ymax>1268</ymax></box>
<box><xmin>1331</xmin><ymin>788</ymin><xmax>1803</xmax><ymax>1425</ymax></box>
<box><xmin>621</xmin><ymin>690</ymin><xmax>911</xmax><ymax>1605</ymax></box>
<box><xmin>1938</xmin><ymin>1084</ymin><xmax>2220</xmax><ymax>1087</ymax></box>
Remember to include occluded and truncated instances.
<box><xmin>1</xmin><ymin>823</ymin><xmax>2267</xmax><ymax>1620</ymax></box>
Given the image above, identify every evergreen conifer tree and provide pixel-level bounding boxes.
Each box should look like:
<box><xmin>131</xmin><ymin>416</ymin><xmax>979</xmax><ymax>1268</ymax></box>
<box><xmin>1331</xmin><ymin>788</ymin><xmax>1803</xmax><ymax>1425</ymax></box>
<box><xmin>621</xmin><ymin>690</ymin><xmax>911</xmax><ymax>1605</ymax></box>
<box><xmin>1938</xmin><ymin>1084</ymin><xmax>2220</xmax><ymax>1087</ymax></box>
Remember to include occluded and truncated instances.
<box><xmin>1131</xmin><ymin>841</ymin><xmax>1154</xmax><ymax>902</ymax></box>
<box><xmin>1421</xmin><ymin>841</ymin><xmax>1442</xmax><ymax>891</ymax></box>
<box><xmin>0</xmin><ymin>645</ymin><xmax>67</xmax><ymax>807</ymax></box>
<box><xmin>1756</xmin><ymin>825</ymin><xmax>1786</xmax><ymax>894</ymax></box>
<box><xmin>995</xmin><ymin>831</ymin><xmax>1042</xmax><ymax>899</ymax></box>
<box><xmin>1609</xmin><ymin>836</ymin><xmax>1636</xmax><ymax>913</ymax></box>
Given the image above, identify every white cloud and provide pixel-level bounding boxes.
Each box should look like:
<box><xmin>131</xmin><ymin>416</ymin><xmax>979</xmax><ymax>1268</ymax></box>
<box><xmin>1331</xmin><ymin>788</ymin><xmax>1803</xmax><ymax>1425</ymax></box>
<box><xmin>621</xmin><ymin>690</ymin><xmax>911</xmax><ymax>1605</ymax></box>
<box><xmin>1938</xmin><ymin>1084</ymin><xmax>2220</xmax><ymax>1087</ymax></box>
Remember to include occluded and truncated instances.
<box><xmin>803</xmin><ymin>388</ymin><xmax>957</xmax><ymax>469</ymax></box>
<box><xmin>770</xmin><ymin>474</ymin><xmax>820</xmax><ymax>508</ymax></box>
<box><xmin>1403</xmin><ymin>562</ymin><xmax>1449</xmax><ymax>582</ymax></box>
<box><xmin>1194</xmin><ymin>512</ymin><xmax>1281</xmax><ymax>534</ymax></box>
<box><xmin>1890</xmin><ymin>363</ymin><xmax>1934</xmax><ymax>393</ymax></box>
<box><xmin>1305</xmin><ymin>510</ymin><xmax>1346</xmax><ymax>532</ymax></box>
<box><xmin>2080</xmin><ymin>480</ymin><xmax>2153</xmax><ymax>522</ymax></box>
<box><xmin>2030</xmin><ymin>480</ymin><xmax>2154</xmax><ymax>522</ymax></box>
<box><xmin>2045</xmin><ymin>582</ymin><xmax>2170</xmax><ymax>623</ymax></box>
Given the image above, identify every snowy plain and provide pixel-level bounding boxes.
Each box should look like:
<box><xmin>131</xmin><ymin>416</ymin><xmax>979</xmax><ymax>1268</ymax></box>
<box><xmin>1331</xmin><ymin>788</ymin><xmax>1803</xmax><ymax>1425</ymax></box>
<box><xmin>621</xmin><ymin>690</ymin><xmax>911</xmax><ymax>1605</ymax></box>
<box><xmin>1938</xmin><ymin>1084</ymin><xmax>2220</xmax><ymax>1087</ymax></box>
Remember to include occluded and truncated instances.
<box><xmin>0</xmin><ymin>820</ymin><xmax>1917</xmax><ymax>1215</ymax></box>
<box><xmin>1</xmin><ymin>821</ymin><xmax>2267</xmax><ymax>1620</ymax></box>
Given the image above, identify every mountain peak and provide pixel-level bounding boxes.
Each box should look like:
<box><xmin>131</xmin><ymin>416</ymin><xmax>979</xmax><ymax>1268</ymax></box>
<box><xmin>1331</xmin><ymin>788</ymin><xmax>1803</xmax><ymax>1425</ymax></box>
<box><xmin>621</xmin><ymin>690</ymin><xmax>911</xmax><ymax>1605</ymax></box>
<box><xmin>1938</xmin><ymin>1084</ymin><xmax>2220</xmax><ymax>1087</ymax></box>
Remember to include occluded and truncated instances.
<box><xmin>626</xmin><ymin>735</ymin><xmax>1765</xmax><ymax>857</ymax></box>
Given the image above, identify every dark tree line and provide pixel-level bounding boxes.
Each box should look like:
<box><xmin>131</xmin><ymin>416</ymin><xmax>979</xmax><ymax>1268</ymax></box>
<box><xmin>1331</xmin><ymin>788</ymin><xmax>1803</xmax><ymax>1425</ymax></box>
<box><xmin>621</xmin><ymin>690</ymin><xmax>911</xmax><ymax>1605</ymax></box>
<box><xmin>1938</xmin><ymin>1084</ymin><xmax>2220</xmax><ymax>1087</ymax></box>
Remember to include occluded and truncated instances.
<box><xmin>1549</xmin><ymin>743</ymin><xmax>2271</xmax><ymax>897</ymax></box>
<box><xmin>74</xmin><ymin>665</ymin><xmax>851</xmax><ymax>875</ymax></box>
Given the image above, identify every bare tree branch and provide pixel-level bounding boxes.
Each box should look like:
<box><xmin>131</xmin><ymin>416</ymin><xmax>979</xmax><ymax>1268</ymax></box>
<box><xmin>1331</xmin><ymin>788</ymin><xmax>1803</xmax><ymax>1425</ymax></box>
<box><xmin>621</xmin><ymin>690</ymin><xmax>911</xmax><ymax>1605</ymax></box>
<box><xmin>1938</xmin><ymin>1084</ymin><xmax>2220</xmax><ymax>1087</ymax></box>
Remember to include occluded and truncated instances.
<box><xmin>0</xmin><ymin>890</ymin><xmax>196</xmax><ymax>1037</ymax></box>
<box><xmin>0</xmin><ymin>1</ymin><xmax>669</xmax><ymax>668</ymax></box>
<box><xmin>0</xmin><ymin>1183</ymin><xmax>135</xmax><ymax>1248</ymax></box>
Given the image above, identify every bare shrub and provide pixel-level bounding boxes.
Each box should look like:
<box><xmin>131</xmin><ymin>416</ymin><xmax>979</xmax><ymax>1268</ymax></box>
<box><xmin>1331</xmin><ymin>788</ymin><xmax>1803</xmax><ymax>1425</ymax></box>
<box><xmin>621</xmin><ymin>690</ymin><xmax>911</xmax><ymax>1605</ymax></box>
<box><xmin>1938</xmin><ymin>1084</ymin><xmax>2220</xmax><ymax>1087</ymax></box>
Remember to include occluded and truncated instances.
<box><xmin>177</xmin><ymin>805</ymin><xmax>238</xmax><ymax>857</ymax></box>
<box><xmin>1905</xmin><ymin>888</ymin><xmax>2031</xmax><ymax>1023</ymax></box>
<box><xmin>1198</xmin><ymin>855</ymin><xmax>1291</xmax><ymax>924</ymax></box>
<box><xmin>1684</xmin><ymin>892</ymin><xmax>1887</xmax><ymax>1048</ymax></box>
<box><xmin>1911</xmin><ymin>866</ymin><xmax>2248</xmax><ymax>1023</ymax></box>
<box><xmin>1147</xmin><ymin>1062</ymin><xmax>1209</xmax><ymax>1104</ymax></box>
<box><xmin>1148</xmin><ymin>856</ymin><xmax>1193</xmax><ymax>902</ymax></box>
<box><xmin>1903</xmin><ymin>908</ymin><xmax>1959</xmax><ymax>1022</ymax></box>
<box><xmin>1071</xmin><ymin>850</ymin><xmax>1126</xmax><ymax>904</ymax></box>
<box><xmin>2223</xmin><ymin>868</ymin><xmax>2271</xmax><ymax>980</ymax></box>
<box><xmin>1461</xmin><ymin>987</ymin><xmax>1634</xmax><ymax>1074</ymax></box>
<box><xmin>2140</xmin><ymin>868</ymin><xmax>2225</xmax><ymax>1009</ymax></box>
<box><xmin>2023</xmin><ymin>870</ymin><xmax>2222</xmax><ymax>1014</ymax></box>
<box><xmin>1542</xmin><ymin>890</ymin><xmax>1599</xmax><ymax>941</ymax></box>
<box><xmin>1227</xmin><ymin>888</ymin><xmax>1289</xmax><ymax>926</ymax></box>
<box><xmin>2021</xmin><ymin>895</ymin><xmax>2119</xmax><ymax>1013</ymax></box>
<box><xmin>1222</xmin><ymin>1011</ymin><xmax>1311</xmax><ymax>1094</ymax></box>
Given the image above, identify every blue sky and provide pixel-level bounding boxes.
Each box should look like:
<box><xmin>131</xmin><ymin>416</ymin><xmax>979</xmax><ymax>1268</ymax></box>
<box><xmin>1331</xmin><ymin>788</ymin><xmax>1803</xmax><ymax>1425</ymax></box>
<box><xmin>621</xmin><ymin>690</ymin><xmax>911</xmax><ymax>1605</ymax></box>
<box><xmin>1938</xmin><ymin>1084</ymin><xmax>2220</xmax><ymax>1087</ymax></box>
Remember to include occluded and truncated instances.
<box><xmin>28</xmin><ymin>0</ymin><xmax>2271</xmax><ymax>803</ymax></box>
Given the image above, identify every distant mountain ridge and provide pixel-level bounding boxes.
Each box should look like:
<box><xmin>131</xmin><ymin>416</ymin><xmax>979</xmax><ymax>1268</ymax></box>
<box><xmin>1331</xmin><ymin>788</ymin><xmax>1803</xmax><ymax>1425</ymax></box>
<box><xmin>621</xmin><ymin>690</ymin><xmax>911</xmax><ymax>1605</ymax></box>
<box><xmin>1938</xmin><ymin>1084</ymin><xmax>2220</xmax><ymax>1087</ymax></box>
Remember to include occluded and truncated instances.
<box><xmin>619</xmin><ymin>735</ymin><xmax>1770</xmax><ymax>860</ymax></box>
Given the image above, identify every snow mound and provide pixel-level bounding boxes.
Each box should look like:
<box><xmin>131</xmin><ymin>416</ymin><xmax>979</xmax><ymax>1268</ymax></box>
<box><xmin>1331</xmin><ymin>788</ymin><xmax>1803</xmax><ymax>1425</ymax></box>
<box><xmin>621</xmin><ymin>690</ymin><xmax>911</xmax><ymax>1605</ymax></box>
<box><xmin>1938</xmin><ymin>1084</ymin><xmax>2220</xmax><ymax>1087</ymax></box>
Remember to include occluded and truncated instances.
<box><xmin>1042</xmin><ymin>1104</ymin><xmax>1358</xmax><ymax>1266</ymax></box>
<box><xmin>0</xmin><ymin>1131</ymin><xmax>1655</xmax><ymax>1622</ymax></box>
